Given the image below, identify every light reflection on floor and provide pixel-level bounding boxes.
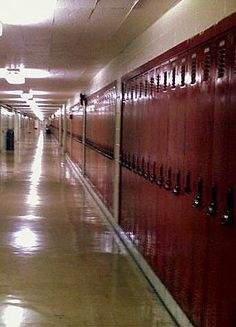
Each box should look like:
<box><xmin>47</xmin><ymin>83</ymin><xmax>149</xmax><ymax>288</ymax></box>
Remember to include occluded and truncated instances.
<box><xmin>12</xmin><ymin>227</ymin><xmax>38</xmax><ymax>252</ymax></box>
<box><xmin>27</xmin><ymin>131</ymin><xmax>43</xmax><ymax>207</ymax></box>
<box><xmin>0</xmin><ymin>131</ymin><xmax>177</xmax><ymax>326</ymax></box>
<box><xmin>2</xmin><ymin>305</ymin><xmax>24</xmax><ymax>327</ymax></box>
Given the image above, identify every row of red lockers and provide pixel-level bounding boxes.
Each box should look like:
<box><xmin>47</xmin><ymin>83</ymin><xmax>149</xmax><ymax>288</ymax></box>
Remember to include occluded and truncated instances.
<box><xmin>51</xmin><ymin>19</ymin><xmax>236</xmax><ymax>327</ymax></box>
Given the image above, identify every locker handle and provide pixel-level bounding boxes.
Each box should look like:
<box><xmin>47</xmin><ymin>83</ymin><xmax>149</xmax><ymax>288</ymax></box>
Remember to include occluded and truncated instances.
<box><xmin>150</xmin><ymin>161</ymin><xmax>156</xmax><ymax>183</ymax></box>
<box><xmin>126</xmin><ymin>153</ymin><xmax>132</xmax><ymax>170</ymax></box>
<box><xmin>164</xmin><ymin>168</ymin><xmax>172</xmax><ymax>191</ymax></box>
<box><xmin>141</xmin><ymin>157</ymin><xmax>145</xmax><ymax>177</ymax></box>
<box><xmin>128</xmin><ymin>155</ymin><xmax>133</xmax><ymax>170</ymax></box>
<box><xmin>221</xmin><ymin>188</ymin><xmax>234</xmax><ymax>225</ymax></box>
<box><xmin>207</xmin><ymin>184</ymin><xmax>217</xmax><ymax>216</ymax></box>
<box><xmin>137</xmin><ymin>157</ymin><xmax>142</xmax><ymax>176</ymax></box>
<box><xmin>156</xmin><ymin>165</ymin><xmax>163</xmax><ymax>187</ymax></box>
<box><xmin>192</xmin><ymin>177</ymin><xmax>203</xmax><ymax>208</ymax></box>
<box><xmin>124</xmin><ymin>153</ymin><xmax>129</xmax><ymax>168</ymax></box>
<box><xmin>144</xmin><ymin>159</ymin><xmax>151</xmax><ymax>180</ymax></box>
<box><xmin>137</xmin><ymin>157</ymin><xmax>144</xmax><ymax>176</ymax></box>
<box><xmin>132</xmin><ymin>154</ymin><xmax>137</xmax><ymax>173</ymax></box>
<box><xmin>122</xmin><ymin>153</ymin><xmax>126</xmax><ymax>167</ymax></box>
<box><xmin>185</xmin><ymin>171</ymin><xmax>191</xmax><ymax>194</ymax></box>
<box><xmin>173</xmin><ymin>170</ymin><xmax>181</xmax><ymax>195</ymax></box>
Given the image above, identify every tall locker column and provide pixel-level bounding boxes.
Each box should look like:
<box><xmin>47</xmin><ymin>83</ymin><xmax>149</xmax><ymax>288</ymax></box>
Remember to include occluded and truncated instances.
<box><xmin>62</xmin><ymin>104</ymin><xmax>67</xmax><ymax>153</ymax></box>
<box><xmin>82</xmin><ymin>103</ymin><xmax>86</xmax><ymax>176</ymax></box>
<box><xmin>0</xmin><ymin>107</ymin><xmax>2</xmax><ymax>152</ymax></box>
<box><xmin>59</xmin><ymin>108</ymin><xmax>62</xmax><ymax>147</ymax></box>
<box><xmin>113</xmin><ymin>79</ymin><xmax>122</xmax><ymax>222</ymax></box>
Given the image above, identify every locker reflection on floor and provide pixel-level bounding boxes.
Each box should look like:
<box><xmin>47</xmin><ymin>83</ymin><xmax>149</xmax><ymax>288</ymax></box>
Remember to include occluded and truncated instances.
<box><xmin>0</xmin><ymin>131</ymin><xmax>177</xmax><ymax>327</ymax></box>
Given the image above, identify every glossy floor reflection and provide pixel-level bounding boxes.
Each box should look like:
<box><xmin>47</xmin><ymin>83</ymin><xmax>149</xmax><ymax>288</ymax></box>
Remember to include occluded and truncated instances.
<box><xmin>0</xmin><ymin>131</ymin><xmax>178</xmax><ymax>327</ymax></box>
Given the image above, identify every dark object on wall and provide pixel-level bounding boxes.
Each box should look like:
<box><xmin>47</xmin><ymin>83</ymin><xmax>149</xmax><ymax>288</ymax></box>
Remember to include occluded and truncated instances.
<box><xmin>164</xmin><ymin>168</ymin><xmax>172</xmax><ymax>191</ymax></box>
<box><xmin>172</xmin><ymin>170</ymin><xmax>181</xmax><ymax>195</ymax></box>
<box><xmin>184</xmin><ymin>171</ymin><xmax>191</xmax><ymax>194</ymax></box>
<box><xmin>207</xmin><ymin>184</ymin><xmax>217</xmax><ymax>216</ymax></box>
<box><xmin>6</xmin><ymin>129</ymin><xmax>14</xmax><ymax>151</ymax></box>
<box><xmin>192</xmin><ymin>177</ymin><xmax>203</xmax><ymax>209</ymax></box>
<box><xmin>80</xmin><ymin>93</ymin><xmax>87</xmax><ymax>106</ymax></box>
<box><xmin>221</xmin><ymin>188</ymin><xmax>234</xmax><ymax>225</ymax></box>
<box><xmin>156</xmin><ymin>165</ymin><xmax>163</xmax><ymax>186</ymax></box>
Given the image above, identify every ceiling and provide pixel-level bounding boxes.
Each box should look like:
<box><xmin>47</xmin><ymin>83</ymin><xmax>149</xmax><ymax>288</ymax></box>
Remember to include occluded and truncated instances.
<box><xmin>0</xmin><ymin>0</ymin><xmax>179</xmax><ymax>119</ymax></box>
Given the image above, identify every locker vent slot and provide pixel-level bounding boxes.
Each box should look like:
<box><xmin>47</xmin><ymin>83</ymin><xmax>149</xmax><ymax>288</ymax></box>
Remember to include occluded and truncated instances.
<box><xmin>217</xmin><ymin>47</ymin><xmax>226</xmax><ymax>78</ymax></box>
<box><xmin>191</xmin><ymin>57</ymin><xmax>197</xmax><ymax>84</ymax></box>
<box><xmin>203</xmin><ymin>49</ymin><xmax>211</xmax><ymax>81</ymax></box>
<box><xmin>135</xmin><ymin>81</ymin><xmax>138</xmax><ymax>98</ymax></box>
<box><xmin>156</xmin><ymin>74</ymin><xmax>160</xmax><ymax>93</ymax></box>
<box><xmin>144</xmin><ymin>79</ymin><xmax>148</xmax><ymax>97</ymax></box>
<box><xmin>127</xmin><ymin>84</ymin><xmax>131</xmax><ymax>100</ymax></box>
<box><xmin>171</xmin><ymin>67</ymin><xmax>176</xmax><ymax>88</ymax></box>
<box><xmin>139</xmin><ymin>80</ymin><xmax>143</xmax><ymax>97</ymax></box>
<box><xmin>234</xmin><ymin>45</ymin><xmax>236</xmax><ymax>74</ymax></box>
<box><xmin>131</xmin><ymin>82</ymin><xmax>134</xmax><ymax>100</ymax></box>
<box><xmin>125</xmin><ymin>84</ymin><xmax>129</xmax><ymax>100</ymax></box>
<box><xmin>163</xmin><ymin>71</ymin><xmax>167</xmax><ymax>91</ymax></box>
<box><xmin>181</xmin><ymin>64</ymin><xmax>186</xmax><ymax>86</ymax></box>
<box><xmin>150</xmin><ymin>77</ymin><xmax>154</xmax><ymax>96</ymax></box>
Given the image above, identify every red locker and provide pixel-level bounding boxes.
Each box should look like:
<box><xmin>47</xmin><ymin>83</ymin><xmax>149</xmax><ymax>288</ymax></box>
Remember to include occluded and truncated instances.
<box><xmin>119</xmin><ymin>15</ymin><xmax>236</xmax><ymax>327</ymax></box>
<box><xmin>85</xmin><ymin>84</ymin><xmax>116</xmax><ymax>213</ymax></box>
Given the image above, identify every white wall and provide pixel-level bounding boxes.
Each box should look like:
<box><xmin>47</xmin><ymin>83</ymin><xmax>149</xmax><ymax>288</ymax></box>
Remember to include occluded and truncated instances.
<box><xmin>75</xmin><ymin>0</ymin><xmax>234</xmax><ymax>97</ymax></box>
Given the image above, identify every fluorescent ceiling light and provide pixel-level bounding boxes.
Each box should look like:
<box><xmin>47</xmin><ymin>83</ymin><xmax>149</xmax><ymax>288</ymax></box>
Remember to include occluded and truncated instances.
<box><xmin>5</xmin><ymin>75</ymin><xmax>24</xmax><ymax>84</ymax></box>
<box><xmin>0</xmin><ymin>90</ymin><xmax>50</xmax><ymax>96</ymax></box>
<box><xmin>5</xmin><ymin>66</ymin><xmax>25</xmax><ymax>84</ymax></box>
<box><xmin>0</xmin><ymin>0</ymin><xmax>56</xmax><ymax>25</ymax></box>
<box><xmin>26</xmin><ymin>98</ymin><xmax>43</xmax><ymax>121</ymax></box>
<box><xmin>21</xmin><ymin>89</ymin><xmax>33</xmax><ymax>100</ymax></box>
<box><xmin>24</xmin><ymin>69</ymin><xmax>50</xmax><ymax>78</ymax></box>
<box><xmin>0</xmin><ymin>66</ymin><xmax>50</xmax><ymax>84</ymax></box>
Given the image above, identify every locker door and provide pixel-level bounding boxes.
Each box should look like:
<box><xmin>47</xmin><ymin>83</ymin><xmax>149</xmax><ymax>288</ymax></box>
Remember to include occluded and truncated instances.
<box><xmin>220</xmin><ymin>29</ymin><xmax>236</xmax><ymax>327</ymax></box>
<box><xmin>121</xmin><ymin>81</ymin><xmax>128</xmax><ymax>157</ymax></box>
<box><xmin>120</xmin><ymin>80</ymin><xmax>136</xmax><ymax>235</ymax></box>
<box><xmin>159</xmin><ymin>61</ymin><xmax>180</xmax><ymax>292</ymax></box>
<box><xmin>203</xmin><ymin>30</ymin><xmax>236</xmax><ymax>327</ymax></box>
<box><xmin>137</xmin><ymin>74</ymin><xmax>145</xmax><ymax>157</ymax></box>
<box><xmin>166</xmin><ymin>57</ymin><xmax>189</xmax><ymax>307</ymax></box>
<box><xmin>153</xmin><ymin>64</ymin><xmax>171</xmax><ymax>283</ymax></box>
<box><xmin>181</xmin><ymin>42</ymin><xmax>215</xmax><ymax>326</ymax></box>
<box><xmin>201</xmin><ymin>33</ymin><xmax>231</xmax><ymax>327</ymax></box>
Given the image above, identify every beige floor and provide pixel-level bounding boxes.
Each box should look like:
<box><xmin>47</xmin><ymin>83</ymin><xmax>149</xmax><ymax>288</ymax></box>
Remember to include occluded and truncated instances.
<box><xmin>0</xmin><ymin>131</ymin><xmax>178</xmax><ymax>327</ymax></box>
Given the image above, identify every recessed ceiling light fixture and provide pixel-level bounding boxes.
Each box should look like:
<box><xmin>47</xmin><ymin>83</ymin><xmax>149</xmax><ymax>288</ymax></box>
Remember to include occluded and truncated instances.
<box><xmin>0</xmin><ymin>0</ymin><xmax>56</xmax><ymax>25</ymax></box>
<box><xmin>0</xmin><ymin>65</ymin><xmax>50</xmax><ymax>84</ymax></box>
<box><xmin>4</xmin><ymin>65</ymin><xmax>25</xmax><ymax>84</ymax></box>
<box><xmin>26</xmin><ymin>98</ymin><xmax>43</xmax><ymax>121</ymax></box>
<box><xmin>21</xmin><ymin>89</ymin><xmax>33</xmax><ymax>101</ymax></box>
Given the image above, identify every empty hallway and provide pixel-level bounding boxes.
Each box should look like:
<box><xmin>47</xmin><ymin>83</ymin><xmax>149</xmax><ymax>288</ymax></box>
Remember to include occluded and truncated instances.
<box><xmin>0</xmin><ymin>131</ymin><xmax>177</xmax><ymax>326</ymax></box>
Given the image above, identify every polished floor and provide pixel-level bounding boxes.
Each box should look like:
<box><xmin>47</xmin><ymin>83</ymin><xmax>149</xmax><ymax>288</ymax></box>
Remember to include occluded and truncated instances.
<box><xmin>0</xmin><ymin>131</ymin><xmax>177</xmax><ymax>327</ymax></box>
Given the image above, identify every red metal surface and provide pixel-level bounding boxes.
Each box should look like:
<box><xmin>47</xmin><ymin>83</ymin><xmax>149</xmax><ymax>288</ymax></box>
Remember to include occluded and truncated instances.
<box><xmin>71</xmin><ymin>139</ymin><xmax>83</xmax><ymax>168</ymax></box>
<box><xmin>85</xmin><ymin>146</ymin><xmax>114</xmax><ymax>212</ymax></box>
<box><xmin>86</xmin><ymin>83</ymin><xmax>116</xmax><ymax>156</ymax></box>
<box><xmin>203</xmin><ymin>31</ymin><xmax>236</xmax><ymax>327</ymax></box>
<box><xmin>71</xmin><ymin>107</ymin><xmax>84</xmax><ymax>169</ymax></box>
<box><xmin>84</xmin><ymin>83</ymin><xmax>116</xmax><ymax>213</ymax></box>
<box><xmin>120</xmin><ymin>21</ymin><xmax>236</xmax><ymax>327</ymax></box>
